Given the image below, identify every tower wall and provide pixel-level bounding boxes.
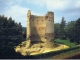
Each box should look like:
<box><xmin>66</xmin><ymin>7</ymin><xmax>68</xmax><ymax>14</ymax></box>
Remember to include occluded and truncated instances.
<box><xmin>27</xmin><ymin>10</ymin><xmax>31</xmax><ymax>39</ymax></box>
<box><xmin>27</xmin><ymin>10</ymin><xmax>54</xmax><ymax>43</ymax></box>
<box><xmin>45</xmin><ymin>12</ymin><xmax>54</xmax><ymax>41</ymax></box>
<box><xmin>30</xmin><ymin>15</ymin><xmax>46</xmax><ymax>42</ymax></box>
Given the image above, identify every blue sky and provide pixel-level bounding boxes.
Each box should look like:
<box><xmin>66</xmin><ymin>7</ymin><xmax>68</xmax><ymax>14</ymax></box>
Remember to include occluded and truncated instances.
<box><xmin>0</xmin><ymin>0</ymin><xmax>80</xmax><ymax>27</ymax></box>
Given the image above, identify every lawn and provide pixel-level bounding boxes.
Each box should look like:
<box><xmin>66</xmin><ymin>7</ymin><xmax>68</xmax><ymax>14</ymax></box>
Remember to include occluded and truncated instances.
<box><xmin>54</xmin><ymin>39</ymin><xmax>76</xmax><ymax>47</ymax></box>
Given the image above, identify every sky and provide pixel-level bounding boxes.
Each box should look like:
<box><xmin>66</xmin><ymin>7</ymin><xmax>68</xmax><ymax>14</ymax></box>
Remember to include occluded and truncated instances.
<box><xmin>0</xmin><ymin>0</ymin><xmax>80</xmax><ymax>27</ymax></box>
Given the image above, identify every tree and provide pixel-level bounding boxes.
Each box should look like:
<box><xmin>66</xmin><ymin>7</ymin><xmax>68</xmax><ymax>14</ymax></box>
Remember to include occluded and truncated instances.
<box><xmin>54</xmin><ymin>23</ymin><xmax>60</xmax><ymax>39</ymax></box>
<box><xmin>22</xmin><ymin>27</ymin><xmax>26</xmax><ymax>39</ymax></box>
<box><xmin>65</xmin><ymin>21</ymin><xmax>76</xmax><ymax>41</ymax></box>
<box><xmin>0</xmin><ymin>15</ymin><xmax>24</xmax><ymax>58</ymax></box>
<box><xmin>59</xmin><ymin>17</ymin><xmax>66</xmax><ymax>39</ymax></box>
<box><xmin>74</xmin><ymin>18</ymin><xmax>80</xmax><ymax>44</ymax></box>
<box><xmin>65</xmin><ymin>18</ymin><xmax>80</xmax><ymax>44</ymax></box>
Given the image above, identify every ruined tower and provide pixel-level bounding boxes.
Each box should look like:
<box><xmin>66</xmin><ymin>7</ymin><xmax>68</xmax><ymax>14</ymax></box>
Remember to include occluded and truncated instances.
<box><xmin>27</xmin><ymin>10</ymin><xmax>54</xmax><ymax>44</ymax></box>
<box><xmin>27</xmin><ymin>10</ymin><xmax>31</xmax><ymax>40</ymax></box>
<box><xmin>15</xmin><ymin>11</ymin><xmax>69</xmax><ymax>55</ymax></box>
<box><xmin>45</xmin><ymin>11</ymin><xmax>54</xmax><ymax>42</ymax></box>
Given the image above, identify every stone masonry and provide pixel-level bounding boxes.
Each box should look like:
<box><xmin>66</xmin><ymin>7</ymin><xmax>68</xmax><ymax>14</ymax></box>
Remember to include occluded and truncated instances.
<box><xmin>14</xmin><ymin>10</ymin><xmax>69</xmax><ymax>56</ymax></box>
<box><xmin>26</xmin><ymin>10</ymin><xmax>54</xmax><ymax>49</ymax></box>
<box><xmin>27</xmin><ymin>10</ymin><xmax>54</xmax><ymax>43</ymax></box>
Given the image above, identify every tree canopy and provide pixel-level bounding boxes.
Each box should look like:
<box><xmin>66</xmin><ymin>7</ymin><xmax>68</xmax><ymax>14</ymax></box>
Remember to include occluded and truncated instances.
<box><xmin>0</xmin><ymin>15</ymin><xmax>24</xmax><ymax>58</ymax></box>
<box><xmin>54</xmin><ymin>17</ymin><xmax>80</xmax><ymax>44</ymax></box>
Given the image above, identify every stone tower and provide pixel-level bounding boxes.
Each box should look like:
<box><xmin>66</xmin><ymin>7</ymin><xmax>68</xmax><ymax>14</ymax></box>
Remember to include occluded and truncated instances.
<box><xmin>45</xmin><ymin>11</ymin><xmax>54</xmax><ymax>42</ymax></box>
<box><xmin>27</xmin><ymin>10</ymin><xmax>31</xmax><ymax>40</ymax></box>
<box><xmin>27</xmin><ymin>10</ymin><xmax>54</xmax><ymax>44</ymax></box>
<box><xmin>14</xmin><ymin>10</ymin><xmax>55</xmax><ymax>56</ymax></box>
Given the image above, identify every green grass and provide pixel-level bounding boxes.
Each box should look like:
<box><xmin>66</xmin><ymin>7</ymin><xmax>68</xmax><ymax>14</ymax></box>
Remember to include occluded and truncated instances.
<box><xmin>54</xmin><ymin>39</ymin><xmax>76</xmax><ymax>47</ymax></box>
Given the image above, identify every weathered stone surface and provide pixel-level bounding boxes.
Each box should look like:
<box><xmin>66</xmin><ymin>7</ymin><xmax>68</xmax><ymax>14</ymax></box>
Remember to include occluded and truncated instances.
<box><xmin>27</xmin><ymin>10</ymin><xmax>54</xmax><ymax>43</ymax></box>
<box><xmin>14</xmin><ymin>10</ymin><xmax>55</xmax><ymax>56</ymax></box>
<box><xmin>43</xmin><ymin>41</ymin><xmax>54</xmax><ymax>48</ymax></box>
<box><xmin>25</xmin><ymin>40</ymin><xmax>31</xmax><ymax>48</ymax></box>
<box><xmin>14</xmin><ymin>41</ymin><xmax>69</xmax><ymax>56</ymax></box>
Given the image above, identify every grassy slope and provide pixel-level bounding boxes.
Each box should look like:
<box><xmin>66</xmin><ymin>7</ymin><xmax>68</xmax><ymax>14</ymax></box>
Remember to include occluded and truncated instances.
<box><xmin>54</xmin><ymin>39</ymin><xmax>76</xmax><ymax>47</ymax></box>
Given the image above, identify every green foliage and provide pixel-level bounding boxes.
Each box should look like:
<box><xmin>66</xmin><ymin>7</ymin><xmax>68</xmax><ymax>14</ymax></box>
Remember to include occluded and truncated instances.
<box><xmin>54</xmin><ymin>23</ymin><xmax>60</xmax><ymax>39</ymax></box>
<box><xmin>54</xmin><ymin>17</ymin><xmax>66</xmax><ymax>39</ymax></box>
<box><xmin>54</xmin><ymin>17</ymin><xmax>80</xmax><ymax>44</ymax></box>
<box><xmin>59</xmin><ymin>17</ymin><xmax>66</xmax><ymax>39</ymax></box>
<box><xmin>65</xmin><ymin>21</ymin><xmax>76</xmax><ymax>42</ymax></box>
<box><xmin>0</xmin><ymin>15</ymin><xmax>24</xmax><ymax>58</ymax></box>
<box><xmin>74</xmin><ymin>18</ymin><xmax>80</xmax><ymax>44</ymax></box>
<box><xmin>65</xmin><ymin>21</ymin><xmax>76</xmax><ymax>33</ymax></box>
<box><xmin>22</xmin><ymin>27</ymin><xmax>26</xmax><ymax>32</ymax></box>
<box><xmin>22</xmin><ymin>27</ymin><xmax>26</xmax><ymax>38</ymax></box>
<box><xmin>65</xmin><ymin>18</ymin><xmax>80</xmax><ymax>44</ymax></box>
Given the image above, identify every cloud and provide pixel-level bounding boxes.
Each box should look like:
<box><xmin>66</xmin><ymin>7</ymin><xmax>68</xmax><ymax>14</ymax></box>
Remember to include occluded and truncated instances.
<box><xmin>1</xmin><ymin>0</ymin><xmax>80</xmax><ymax>27</ymax></box>
<box><xmin>75</xmin><ymin>0</ymin><xmax>80</xmax><ymax>8</ymax></box>
<box><xmin>26</xmin><ymin>0</ymin><xmax>80</xmax><ymax>11</ymax></box>
<box><xmin>26</xmin><ymin>0</ymin><xmax>46</xmax><ymax>7</ymax></box>
<box><xmin>3</xmin><ymin>4</ymin><xmax>42</xmax><ymax>27</ymax></box>
<box><xmin>6</xmin><ymin>0</ymin><xmax>23</xmax><ymax>5</ymax></box>
<box><xmin>3</xmin><ymin>5</ymin><xmax>29</xmax><ymax>27</ymax></box>
<box><xmin>46</xmin><ymin>0</ymin><xmax>69</xmax><ymax>11</ymax></box>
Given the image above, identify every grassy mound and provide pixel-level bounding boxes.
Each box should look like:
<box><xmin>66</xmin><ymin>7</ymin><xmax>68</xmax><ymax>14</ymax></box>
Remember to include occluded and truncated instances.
<box><xmin>54</xmin><ymin>39</ymin><xmax>76</xmax><ymax>47</ymax></box>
